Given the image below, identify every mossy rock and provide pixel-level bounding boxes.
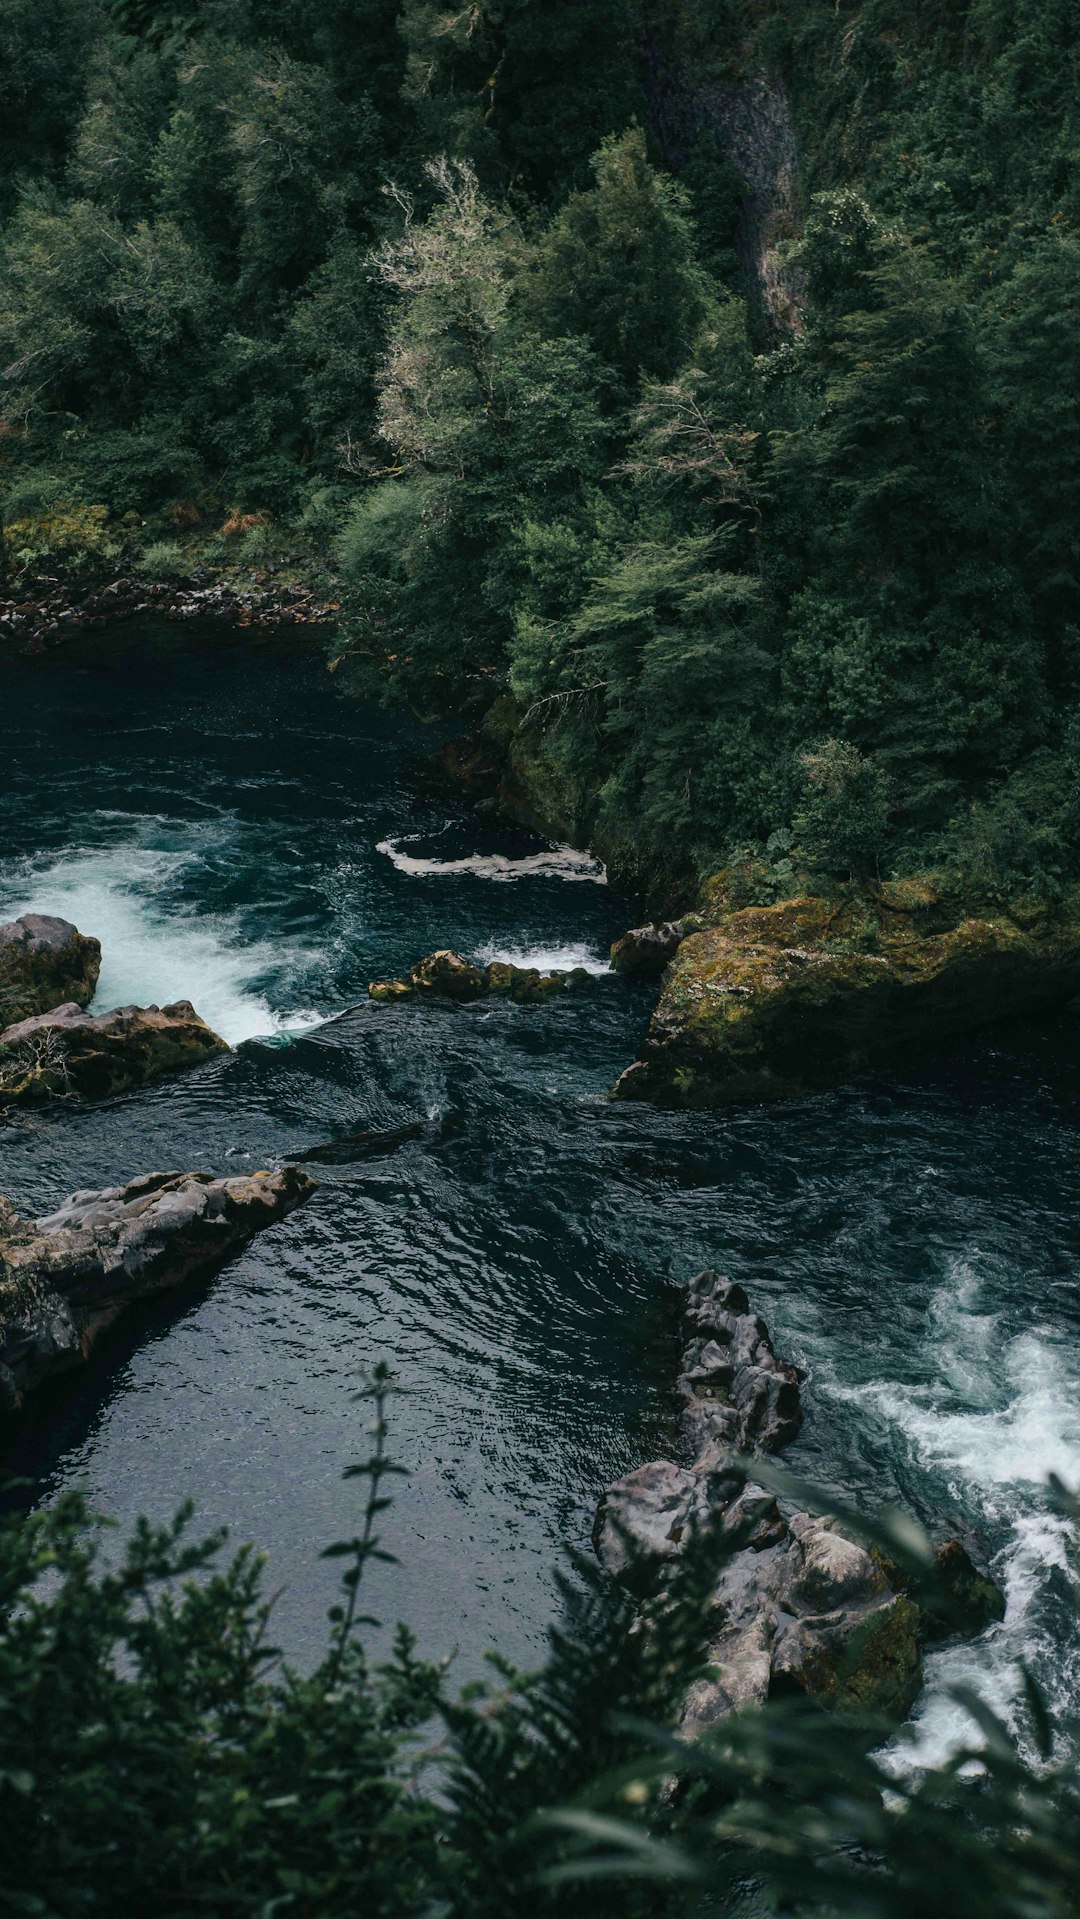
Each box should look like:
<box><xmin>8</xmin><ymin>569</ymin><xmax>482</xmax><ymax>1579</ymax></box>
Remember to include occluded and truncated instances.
<box><xmin>830</xmin><ymin>1594</ymin><xmax>923</xmax><ymax>1715</ymax></box>
<box><xmin>0</xmin><ymin>916</ymin><xmax>101</xmax><ymax>1026</ymax></box>
<box><xmin>369</xmin><ymin>952</ymin><xmax>596</xmax><ymax>1007</ymax></box>
<box><xmin>0</xmin><ymin>1000</ymin><xmax>227</xmax><ymax>1106</ymax></box>
<box><xmin>616</xmin><ymin>877</ymin><xmax>1080</xmax><ymax>1106</ymax></box>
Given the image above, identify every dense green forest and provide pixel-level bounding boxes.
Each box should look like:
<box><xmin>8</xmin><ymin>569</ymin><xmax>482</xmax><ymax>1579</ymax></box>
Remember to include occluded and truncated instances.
<box><xmin>2</xmin><ymin>0</ymin><xmax>1079</xmax><ymax>898</ymax></box>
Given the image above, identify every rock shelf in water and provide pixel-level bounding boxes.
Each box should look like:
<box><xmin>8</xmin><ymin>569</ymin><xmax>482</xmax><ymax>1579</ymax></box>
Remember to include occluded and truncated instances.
<box><xmin>595</xmin><ymin>1271</ymin><xmax>1003</xmax><ymax>1724</ymax></box>
<box><xmin>0</xmin><ymin>1000</ymin><xmax>229</xmax><ymax>1105</ymax></box>
<box><xmin>370</xmin><ymin>948</ymin><xmax>595</xmax><ymax>1005</ymax></box>
<box><xmin>0</xmin><ymin>914</ymin><xmax>101</xmax><ymax>1025</ymax></box>
<box><xmin>614</xmin><ymin>875</ymin><xmax>1080</xmax><ymax>1104</ymax></box>
<box><xmin>0</xmin><ymin>1167</ymin><xmax>315</xmax><ymax>1409</ymax></box>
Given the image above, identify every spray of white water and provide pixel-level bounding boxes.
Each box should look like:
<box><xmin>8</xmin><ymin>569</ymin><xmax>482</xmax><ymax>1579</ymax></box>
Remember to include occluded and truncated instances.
<box><xmin>1</xmin><ymin>840</ymin><xmax>323</xmax><ymax>1046</ymax></box>
<box><xmin>377</xmin><ymin>835</ymin><xmax>606</xmax><ymax>883</ymax></box>
<box><xmin>474</xmin><ymin>939</ymin><xmax>612</xmax><ymax>976</ymax></box>
<box><xmin>825</xmin><ymin>1261</ymin><xmax>1080</xmax><ymax>1769</ymax></box>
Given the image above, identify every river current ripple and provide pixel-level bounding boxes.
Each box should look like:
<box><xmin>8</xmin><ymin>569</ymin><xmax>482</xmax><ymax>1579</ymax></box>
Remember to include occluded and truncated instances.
<box><xmin>2</xmin><ymin>621</ymin><xmax>1079</xmax><ymax>1766</ymax></box>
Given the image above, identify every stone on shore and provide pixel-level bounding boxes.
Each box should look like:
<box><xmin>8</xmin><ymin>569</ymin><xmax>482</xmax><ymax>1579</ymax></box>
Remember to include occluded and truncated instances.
<box><xmin>614</xmin><ymin>878</ymin><xmax>1080</xmax><ymax>1106</ymax></box>
<box><xmin>0</xmin><ymin>1166</ymin><xmax>315</xmax><ymax>1408</ymax></box>
<box><xmin>0</xmin><ymin>1000</ymin><xmax>229</xmax><ymax>1105</ymax></box>
<box><xmin>0</xmin><ymin>914</ymin><xmax>101</xmax><ymax>1024</ymax></box>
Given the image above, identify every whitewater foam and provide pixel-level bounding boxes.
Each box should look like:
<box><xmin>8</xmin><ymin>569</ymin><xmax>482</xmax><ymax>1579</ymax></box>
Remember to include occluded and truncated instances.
<box><xmin>377</xmin><ymin>835</ymin><xmax>606</xmax><ymax>883</ymax></box>
<box><xmin>823</xmin><ymin>1260</ymin><xmax>1080</xmax><ymax>1768</ymax></box>
<box><xmin>475</xmin><ymin>940</ymin><xmax>611</xmax><ymax>976</ymax></box>
<box><xmin>0</xmin><ymin>840</ymin><xmax>323</xmax><ymax>1047</ymax></box>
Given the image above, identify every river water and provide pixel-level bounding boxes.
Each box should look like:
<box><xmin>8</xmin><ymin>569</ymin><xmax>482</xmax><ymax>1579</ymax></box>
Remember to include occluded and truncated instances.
<box><xmin>2</xmin><ymin>620</ymin><xmax>1079</xmax><ymax>1765</ymax></box>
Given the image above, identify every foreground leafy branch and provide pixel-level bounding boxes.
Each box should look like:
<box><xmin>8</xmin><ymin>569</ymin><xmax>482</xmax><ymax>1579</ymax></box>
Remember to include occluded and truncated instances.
<box><xmin>2</xmin><ymin>1384</ymin><xmax>1079</xmax><ymax>1918</ymax></box>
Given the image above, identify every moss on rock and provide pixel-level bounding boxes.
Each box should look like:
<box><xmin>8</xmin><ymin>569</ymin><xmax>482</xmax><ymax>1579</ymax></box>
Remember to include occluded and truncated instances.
<box><xmin>0</xmin><ymin>915</ymin><xmax>101</xmax><ymax>1025</ymax></box>
<box><xmin>615</xmin><ymin>876</ymin><xmax>1080</xmax><ymax>1105</ymax></box>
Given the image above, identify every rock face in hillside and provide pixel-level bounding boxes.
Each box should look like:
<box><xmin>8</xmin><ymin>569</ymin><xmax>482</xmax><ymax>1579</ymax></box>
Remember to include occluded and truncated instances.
<box><xmin>614</xmin><ymin>878</ymin><xmax>1080</xmax><ymax>1106</ymax></box>
<box><xmin>0</xmin><ymin>915</ymin><xmax>101</xmax><ymax>1024</ymax></box>
<box><xmin>0</xmin><ymin>1000</ymin><xmax>229</xmax><ymax>1105</ymax></box>
<box><xmin>594</xmin><ymin>1271</ymin><xmax>1003</xmax><ymax>1726</ymax></box>
<box><xmin>370</xmin><ymin>950</ymin><xmax>596</xmax><ymax>1006</ymax></box>
<box><xmin>0</xmin><ymin>1167</ymin><xmax>315</xmax><ymax>1408</ymax></box>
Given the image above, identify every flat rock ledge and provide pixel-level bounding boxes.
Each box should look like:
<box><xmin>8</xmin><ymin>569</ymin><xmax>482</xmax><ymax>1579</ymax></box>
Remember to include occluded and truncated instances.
<box><xmin>614</xmin><ymin>878</ymin><xmax>1080</xmax><ymax>1105</ymax></box>
<box><xmin>0</xmin><ymin>1000</ymin><xmax>229</xmax><ymax>1105</ymax></box>
<box><xmin>594</xmin><ymin>1271</ymin><xmax>1003</xmax><ymax>1726</ymax></box>
<box><xmin>370</xmin><ymin>948</ymin><xmax>596</xmax><ymax>1005</ymax></box>
<box><xmin>0</xmin><ymin>914</ymin><xmax>101</xmax><ymax>1025</ymax></box>
<box><xmin>0</xmin><ymin>1167</ymin><xmax>315</xmax><ymax>1408</ymax></box>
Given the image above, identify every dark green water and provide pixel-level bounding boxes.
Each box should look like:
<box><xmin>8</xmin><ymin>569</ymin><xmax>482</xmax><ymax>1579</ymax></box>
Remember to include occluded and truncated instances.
<box><xmin>2</xmin><ymin>620</ymin><xmax>1080</xmax><ymax>1766</ymax></box>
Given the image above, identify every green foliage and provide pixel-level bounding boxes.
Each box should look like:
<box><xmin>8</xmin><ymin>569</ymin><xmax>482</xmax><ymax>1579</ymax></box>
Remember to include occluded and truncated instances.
<box><xmin>4</xmin><ymin>503</ymin><xmax>119</xmax><ymax>581</ymax></box>
<box><xmin>793</xmin><ymin>737</ymin><xmax>891</xmax><ymax>880</ymax></box>
<box><xmin>524</xmin><ymin>128</ymin><xmax>709</xmax><ymax>389</ymax></box>
<box><xmin>4</xmin><ymin>1390</ymin><xmax>1080</xmax><ymax>1917</ymax></box>
<box><xmin>2</xmin><ymin>0</ymin><xmax>1080</xmax><ymax>895</ymax></box>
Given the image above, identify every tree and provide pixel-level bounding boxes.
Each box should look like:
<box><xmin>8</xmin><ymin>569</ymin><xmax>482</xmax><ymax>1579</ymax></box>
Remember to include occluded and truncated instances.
<box><xmin>793</xmin><ymin>737</ymin><xmax>891</xmax><ymax>880</ymax></box>
<box><xmin>524</xmin><ymin>128</ymin><xmax>708</xmax><ymax>390</ymax></box>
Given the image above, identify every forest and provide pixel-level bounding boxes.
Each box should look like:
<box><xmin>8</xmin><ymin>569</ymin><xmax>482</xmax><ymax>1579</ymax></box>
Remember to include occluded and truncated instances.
<box><xmin>3</xmin><ymin>0</ymin><xmax>1079</xmax><ymax>897</ymax></box>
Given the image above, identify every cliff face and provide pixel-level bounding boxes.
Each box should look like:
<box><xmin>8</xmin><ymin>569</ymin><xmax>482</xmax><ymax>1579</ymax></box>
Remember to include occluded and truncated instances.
<box><xmin>613</xmin><ymin>877</ymin><xmax>1080</xmax><ymax>1105</ymax></box>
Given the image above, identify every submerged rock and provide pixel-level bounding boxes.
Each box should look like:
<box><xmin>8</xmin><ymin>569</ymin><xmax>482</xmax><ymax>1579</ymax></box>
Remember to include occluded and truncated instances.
<box><xmin>369</xmin><ymin>950</ymin><xmax>594</xmax><ymax>1005</ymax></box>
<box><xmin>0</xmin><ymin>1166</ymin><xmax>314</xmax><ymax>1408</ymax></box>
<box><xmin>0</xmin><ymin>914</ymin><xmax>101</xmax><ymax>1024</ymax></box>
<box><xmin>594</xmin><ymin>1269</ymin><xmax>1002</xmax><ymax>1725</ymax></box>
<box><xmin>615</xmin><ymin>878</ymin><xmax>1080</xmax><ymax>1105</ymax></box>
<box><xmin>0</xmin><ymin>1000</ymin><xmax>228</xmax><ymax>1105</ymax></box>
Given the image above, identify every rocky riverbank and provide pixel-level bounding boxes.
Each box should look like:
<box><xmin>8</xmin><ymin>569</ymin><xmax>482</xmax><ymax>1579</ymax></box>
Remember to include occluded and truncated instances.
<box><xmin>0</xmin><ymin>569</ymin><xmax>337</xmax><ymax>653</ymax></box>
<box><xmin>0</xmin><ymin>914</ymin><xmax>229</xmax><ymax>1107</ymax></box>
<box><xmin>595</xmin><ymin>1272</ymin><xmax>1003</xmax><ymax>1723</ymax></box>
<box><xmin>0</xmin><ymin>1167</ymin><xmax>314</xmax><ymax>1409</ymax></box>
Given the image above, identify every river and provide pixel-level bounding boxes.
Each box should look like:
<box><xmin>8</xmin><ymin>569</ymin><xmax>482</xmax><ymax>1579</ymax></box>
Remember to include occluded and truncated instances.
<box><xmin>2</xmin><ymin>619</ymin><xmax>1079</xmax><ymax>1766</ymax></box>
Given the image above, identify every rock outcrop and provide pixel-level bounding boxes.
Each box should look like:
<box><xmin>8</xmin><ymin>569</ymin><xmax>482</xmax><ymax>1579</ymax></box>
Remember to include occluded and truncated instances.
<box><xmin>370</xmin><ymin>949</ymin><xmax>595</xmax><ymax>1006</ymax></box>
<box><xmin>0</xmin><ymin>1000</ymin><xmax>229</xmax><ymax>1105</ymax></box>
<box><xmin>0</xmin><ymin>915</ymin><xmax>101</xmax><ymax>1025</ymax></box>
<box><xmin>595</xmin><ymin>1271</ymin><xmax>1003</xmax><ymax>1725</ymax></box>
<box><xmin>614</xmin><ymin>878</ymin><xmax>1080</xmax><ymax>1105</ymax></box>
<box><xmin>0</xmin><ymin>1167</ymin><xmax>314</xmax><ymax>1408</ymax></box>
<box><xmin>610</xmin><ymin>917</ymin><xmax>700</xmax><ymax>980</ymax></box>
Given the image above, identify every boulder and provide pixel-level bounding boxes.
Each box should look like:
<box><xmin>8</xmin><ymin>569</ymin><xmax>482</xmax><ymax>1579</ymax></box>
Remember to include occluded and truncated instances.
<box><xmin>0</xmin><ymin>1000</ymin><xmax>228</xmax><ymax>1105</ymax></box>
<box><xmin>369</xmin><ymin>951</ymin><xmax>594</xmax><ymax>1006</ymax></box>
<box><xmin>610</xmin><ymin>918</ymin><xmax>698</xmax><ymax>981</ymax></box>
<box><xmin>678</xmin><ymin>1271</ymin><xmax>803</xmax><ymax>1457</ymax></box>
<box><xmin>0</xmin><ymin>914</ymin><xmax>101</xmax><ymax>1024</ymax></box>
<box><xmin>614</xmin><ymin>878</ymin><xmax>1080</xmax><ymax>1105</ymax></box>
<box><xmin>594</xmin><ymin>1269</ymin><xmax>1003</xmax><ymax>1724</ymax></box>
<box><xmin>0</xmin><ymin>1166</ymin><xmax>314</xmax><ymax>1408</ymax></box>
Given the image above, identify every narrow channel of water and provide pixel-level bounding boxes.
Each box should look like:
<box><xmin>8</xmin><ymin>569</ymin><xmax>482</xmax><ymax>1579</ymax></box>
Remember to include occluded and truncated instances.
<box><xmin>2</xmin><ymin>620</ymin><xmax>1078</xmax><ymax>1761</ymax></box>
